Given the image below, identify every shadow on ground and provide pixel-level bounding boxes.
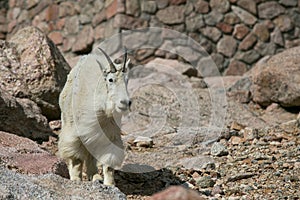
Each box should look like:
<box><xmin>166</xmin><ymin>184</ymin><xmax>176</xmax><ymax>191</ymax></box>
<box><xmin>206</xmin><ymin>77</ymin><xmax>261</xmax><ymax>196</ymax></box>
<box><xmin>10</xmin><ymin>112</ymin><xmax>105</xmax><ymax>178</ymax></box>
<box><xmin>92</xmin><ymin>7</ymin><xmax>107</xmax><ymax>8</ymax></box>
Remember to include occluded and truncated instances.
<box><xmin>115</xmin><ymin>166</ymin><xmax>183</xmax><ymax>196</ymax></box>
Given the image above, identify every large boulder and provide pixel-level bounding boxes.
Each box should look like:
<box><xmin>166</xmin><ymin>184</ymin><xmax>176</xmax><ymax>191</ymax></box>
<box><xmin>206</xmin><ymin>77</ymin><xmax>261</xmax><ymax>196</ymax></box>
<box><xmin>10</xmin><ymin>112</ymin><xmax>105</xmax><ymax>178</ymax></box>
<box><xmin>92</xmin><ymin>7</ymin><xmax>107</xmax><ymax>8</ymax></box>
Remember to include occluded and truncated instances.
<box><xmin>2</xmin><ymin>26</ymin><xmax>71</xmax><ymax>120</ymax></box>
<box><xmin>0</xmin><ymin>167</ymin><xmax>126</xmax><ymax>200</ymax></box>
<box><xmin>0</xmin><ymin>131</ymin><xmax>68</xmax><ymax>177</ymax></box>
<box><xmin>251</xmin><ymin>46</ymin><xmax>300</xmax><ymax>107</ymax></box>
<box><xmin>0</xmin><ymin>88</ymin><xmax>52</xmax><ymax>140</ymax></box>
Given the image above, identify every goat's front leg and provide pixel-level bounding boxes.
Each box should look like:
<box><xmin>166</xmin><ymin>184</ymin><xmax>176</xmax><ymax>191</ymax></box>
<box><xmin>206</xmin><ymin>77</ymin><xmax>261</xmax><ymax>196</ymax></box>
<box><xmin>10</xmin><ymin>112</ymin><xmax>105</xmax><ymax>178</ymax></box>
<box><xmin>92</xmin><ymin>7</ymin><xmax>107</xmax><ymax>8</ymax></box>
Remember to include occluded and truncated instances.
<box><xmin>86</xmin><ymin>155</ymin><xmax>103</xmax><ymax>181</ymax></box>
<box><xmin>68</xmin><ymin>157</ymin><xmax>83</xmax><ymax>181</ymax></box>
<box><xmin>103</xmin><ymin>165</ymin><xmax>115</xmax><ymax>186</ymax></box>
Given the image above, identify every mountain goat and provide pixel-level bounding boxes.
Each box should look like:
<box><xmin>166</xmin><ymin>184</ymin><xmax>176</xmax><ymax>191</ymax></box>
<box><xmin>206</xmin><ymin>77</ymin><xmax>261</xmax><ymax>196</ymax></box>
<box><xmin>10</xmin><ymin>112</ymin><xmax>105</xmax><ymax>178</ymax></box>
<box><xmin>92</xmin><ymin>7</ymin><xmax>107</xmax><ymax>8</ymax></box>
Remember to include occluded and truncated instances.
<box><xmin>58</xmin><ymin>47</ymin><xmax>131</xmax><ymax>185</ymax></box>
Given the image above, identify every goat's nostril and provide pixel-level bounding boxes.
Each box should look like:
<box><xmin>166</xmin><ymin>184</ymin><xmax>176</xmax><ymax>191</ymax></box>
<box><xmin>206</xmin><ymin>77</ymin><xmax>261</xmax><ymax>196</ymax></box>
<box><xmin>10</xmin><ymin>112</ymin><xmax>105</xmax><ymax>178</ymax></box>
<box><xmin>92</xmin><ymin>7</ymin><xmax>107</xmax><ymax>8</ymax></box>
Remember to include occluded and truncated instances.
<box><xmin>120</xmin><ymin>100</ymin><xmax>131</xmax><ymax>107</ymax></box>
<box><xmin>128</xmin><ymin>100</ymin><xmax>132</xmax><ymax>107</ymax></box>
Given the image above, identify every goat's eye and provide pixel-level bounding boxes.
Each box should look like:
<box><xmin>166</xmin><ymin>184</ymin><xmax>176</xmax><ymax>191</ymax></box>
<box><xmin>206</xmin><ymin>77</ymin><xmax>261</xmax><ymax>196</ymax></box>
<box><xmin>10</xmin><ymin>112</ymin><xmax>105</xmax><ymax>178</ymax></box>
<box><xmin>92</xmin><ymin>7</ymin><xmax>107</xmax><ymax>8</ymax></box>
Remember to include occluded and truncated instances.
<box><xmin>108</xmin><ymin>78</ymin><xmax>113</xmax><ymax>83</ymax></box>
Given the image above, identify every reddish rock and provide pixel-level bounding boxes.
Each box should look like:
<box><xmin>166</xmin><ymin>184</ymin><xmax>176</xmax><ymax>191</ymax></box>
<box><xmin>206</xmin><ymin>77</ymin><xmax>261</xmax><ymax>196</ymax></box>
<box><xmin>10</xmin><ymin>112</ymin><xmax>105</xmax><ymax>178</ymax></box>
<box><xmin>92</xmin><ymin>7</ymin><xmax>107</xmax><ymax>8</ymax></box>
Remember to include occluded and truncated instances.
<box><xmin>194</xmin><ymin>0</ymin><xmax>210</xmax><ymax>14</ymax></box>
<box><xmin>233</xmin><ymin>24</ymin><xmax>249</xmax><ymax>40</ymax></box>
<box><xmin>0</xmin><ymin>131</ymin><xmax>68</xmax><ymax>178</ymax></box>
<box><xmin>149</xmin><ymin>186</ymin><xmax>205</xmax><ymax>200</ymax></box>
<box><xmin>72</xmin><ymin>25</ymin><xmax>94</xmax><ymax>53</ymax></box>
<box><xmin>92</xmin><ymin>10</ymin><xmax>106</xmax><ymax>26</ymax></box>
<box><xmin>45</xmin><ymin>4</ymin><xmax>59</xmax><ymax>21</ymax></box>
<box><xmin>239</xmin><ymin>33</ymin><xmax>257</xmax><ymax>50</ymax></box>
<box><xmin>251</xmin><ymin>46</ymin><xmax>300</xmax><ymax>107</ymax></box>
<box><xmin>225</xmin><ymin>59</ymin><xmax>248</xmax><ymax>76</ymax></box>
<box><xmin>258</xmin><ymin>1</ymin><xmax>285</xmax><ymax>19</ymax></box>
<box><xmin>170</xmin><ymin>0</ymin><xmax>187</xmax><ymax>5</ymax></box>
<box><xmin>58</xmin><ymin>1</ymin><xmax>77</xmax><ymax>17</ymax></box>
<box><xmin>62</xmin><ymin>35</ymin><xmax>76</xmax><ymax>52</ymax></box>
<box><xmin>6</xmin><ymin>26</ymin><xmax>70</xmax><ymax>120</ymax></box>
<box><xmin>217</xmin><ymin>22</ymin><xmax>233</xmax><ymax>33</ymax></box>
<box><xmin>156</xmin><ymin>5</ymin><xmax>185</xmax><ymax>24</ymax></box>
<box><xmin>55</xmin><ymin>18</ymin><xmax>65</xmax><ymax>30</ymax></box>
<box><xmin>48</xmin><ymin>31</ymin><xmax>63</xmax><ymax>45</ymax></box>
<box><xmin>106</xmin><ymin>0</ymin><xmax>125</xmax><ymax>19</ymax></box>
<box><xmin>253</xmin><ymin>22</ymin><xmax>270</xmax><ymax>42</ymax></box>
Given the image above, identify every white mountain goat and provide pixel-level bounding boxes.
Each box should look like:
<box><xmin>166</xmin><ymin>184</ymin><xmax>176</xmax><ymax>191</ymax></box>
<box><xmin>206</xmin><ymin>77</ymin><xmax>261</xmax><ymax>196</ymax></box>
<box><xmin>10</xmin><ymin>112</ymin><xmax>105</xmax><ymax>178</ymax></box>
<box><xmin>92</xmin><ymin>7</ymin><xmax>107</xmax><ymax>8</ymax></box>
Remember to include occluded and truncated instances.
<box><xmin>58</xmin><ymin>47</ymin><xmax>131</xmax><ymax>185</ymax></box>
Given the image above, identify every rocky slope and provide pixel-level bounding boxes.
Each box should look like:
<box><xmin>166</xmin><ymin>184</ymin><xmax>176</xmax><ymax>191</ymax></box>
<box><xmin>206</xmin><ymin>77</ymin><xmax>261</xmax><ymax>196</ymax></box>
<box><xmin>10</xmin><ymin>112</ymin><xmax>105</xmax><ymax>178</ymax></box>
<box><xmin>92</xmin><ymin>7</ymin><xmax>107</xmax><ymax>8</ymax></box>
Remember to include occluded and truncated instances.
<box><xmin>0</xmin><ymin>27</ymin><xmax>300</xmax><ymax>199</ymax></box>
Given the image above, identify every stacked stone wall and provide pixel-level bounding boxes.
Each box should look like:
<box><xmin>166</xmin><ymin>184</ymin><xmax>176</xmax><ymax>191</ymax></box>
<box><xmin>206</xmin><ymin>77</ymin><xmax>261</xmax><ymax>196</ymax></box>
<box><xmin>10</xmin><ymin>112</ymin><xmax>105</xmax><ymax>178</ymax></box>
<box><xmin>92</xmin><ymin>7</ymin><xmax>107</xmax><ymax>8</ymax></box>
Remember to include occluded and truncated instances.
<box><xmin>1</xmin><ymin>0</ymin><xmax>300</xmax><ymax>75</ymax></box>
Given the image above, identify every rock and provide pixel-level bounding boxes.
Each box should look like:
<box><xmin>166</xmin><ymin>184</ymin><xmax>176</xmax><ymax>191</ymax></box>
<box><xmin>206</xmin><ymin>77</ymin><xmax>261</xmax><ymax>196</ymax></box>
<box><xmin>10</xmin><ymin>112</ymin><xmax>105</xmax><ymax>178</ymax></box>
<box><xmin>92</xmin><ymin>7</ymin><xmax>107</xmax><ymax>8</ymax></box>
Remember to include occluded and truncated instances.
<box><xmin>149</xmin><ymin>186</ymin><xmax>205</xmax><ymax>200</ymax></box>
<box><xmin>235</xmin><ymin>50</ymin><xmax>260</xmax><ymax>64</ymax></box>
<box><xmin>271</xmin><ymin>27</ymin><xmax>284</xmax><ymax>46</ymax></box>
<box><xmin>230</xmin><ymin>121</ymin><xmax>246</xmax><ymax>131</ymax></box>
<box><xmin>225</xmin><ymin>59</ymin><xmax>248</xmax><ymax>76</ymax></box>
<box><xmin>133</xmin><ymin>136</ymin><xmax>154</xmax><ymax>148</ymax></box>
<box><xmin>273</xmin><ymin>15</ymin><xmax>294</xmax><ymax>32</ymax></box>
<box><xmin>201</xmin><ymin>26</ymin><xmax>222</xmax><ymax>42</ymax></box>
<box><xmin>227</xmin><ymin>173</ymin><xmax>256</xmax><ymax>182</ymax></box>
<box><xmin>238</xmin><ymin>33</ymin><xmax>257</xmax><ymax>50</ymax></box>
<box><xmin>237</xmin><ymin>0</ymin><xmax>257</xmax><ymax>15</ymax></box>
<box><xmin>195</xmin><ymin>175</ymin><xmax>216</xmax><ymax>188</ymax></box>
<box><xmin>194</xmin><ymin>0</ymin><xmax>209</xmax><ymax>14</ymax></box>
<box><xmin>204</xmin><ymin>10</ymin><xmax>223</xmax><ymax>26</ymax></box>
<box><xmin>253</xmin><ymin>22</ymin><xmax>270</xmax><ymax>42</ymax></box>
<box><xmin>231</xmin><ymin>5</ymin><xmax>257</xmax><ymax>25</ymax></box>
<box><xmin>258</xmin><ymin>1</ymin><xmax>285</xmax><ymax>19</ymax></box>
<box><xmin>72</xmin><ymin>25</ymin><xmax>94</xmax><ymax>53</ymax></box>
<box><xmin>0</xmin><ymin>89</ymin><xmax>52</xmax><ymax>140</ymax></box>
<box><xmin>6</xmin><ymin>26</ymin><xmax>71</xmax><ymax>120</ymax></box>
<box><xmin>211</xmin><ymin>142</ymin><xmax>229</xmax><ymax>156</ymax></box>
<box><xmin>125</xmin><ymin>0</ymin><xmax>140</xmax><ymax>16</ymax></box>
<box><xmin>0</xmin><ymin>167</ymin><xmax>126</xmax><ymax>200</ymax></box>
<box><xmin>185</xmin><ymin>14</ymin><xmax>204</xmax><ymax>32</ymax></box>
<box><xmin>114</xmin><ymin>14</ymin><xmax>148</xmax><ymax>29</ymax></box>
<box><xmin>216</xmin><ymin>22</ymin><xmax>233</xmax><ymax>34</ymax></box>
<box><xmin>48</xmin><ymin>31</ymin><xmax>63</xmax><ymax>45</ymax></box>
<box><xmin>254</xmin><ymin>41</ymin><xmax>277</xmax><ymax>56</ymax></box>
<box><xmin>251</xmin><ymin>46</ymin><xmax>300</xmax><ymax>107</ymax></box>
<box><xmin>241</xmin><ymin>127</ymin><xmax>258</xmax><ymax>140</ymax></box>
<box><xmin>64</xmin><ymin>15</ymin><xmax>79</xmax><ymax>34</ymax></box>
<box><xmin>224</xmin><ymin>12</ymin><xmax>240</xmax><ymax>24</ymax></box>
<box><xmin>210</xmin><ymin>0</ymin><xmax>230</xmax><ymax>13</ymax></box>
<box><xmin>156</xmin><ymin>5</ymin><xmax>185</xmax><ymax>24</ymax></box>
<box><xmin>229</xmin><ymin>136</ymin><xmax>244</xmax><ymax>145</ymax></box>
<box><xmin>217</xmin><ymin>36</ymin><xmax>237</xmax><ymax>57</ymax></box>
<box><xmin>279</xmin><ymin>0</ymin><xmax>298</xmax><ymax>6</ymax></box>
<box><xmin>141</xmin><ymin>1</ymin><xmax>157</xmax><ymax>13</ymax></box>
<box><xmin>0</xmin><ymin>131</ymin><xmax>68</xmax><ymax>177</ymax></box>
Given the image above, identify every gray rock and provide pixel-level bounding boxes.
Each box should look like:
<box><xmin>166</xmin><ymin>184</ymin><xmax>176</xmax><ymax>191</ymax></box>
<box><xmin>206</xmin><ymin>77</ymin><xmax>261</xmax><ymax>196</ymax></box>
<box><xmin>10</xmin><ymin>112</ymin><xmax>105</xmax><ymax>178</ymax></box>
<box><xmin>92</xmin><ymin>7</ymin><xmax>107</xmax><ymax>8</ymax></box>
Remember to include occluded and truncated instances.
<box><xmin>201</xmin><ymin>26</ymin><xmax>222</xmax><ymax>42</ymax></box>
<box><xmin>237</xmin><ymin>0</ymin><xmax>257</xmax><ymax>15</ymax></box>
<box><xmin>0</xmin><ymin>167</ymin><xmax>126</xmax><ymax>200</ymax></box>
<box><xmin>235</xmin><ymin>50</ymin><xmax>261</xmax><ymax>64</ymax></box>
<box><xmin>231</xmin><ymin>5</ymin><xmax>257</xmax><ymax>25</ymax></box>
<box><xmin>258</xmin><ymin>1</ymin><xmax>285</xmax><ymax>19</ymax></box>
<box><xmin>210</xmin><ymin>0</ymin><xmax>230</xmax><ymax>13</ymax></box>
<box><xmin>186</xmin><ymin>14</ymin><xmax>204</xmax><ymax>32</ymax></box>
<box><xmin>204</xmin><ymin>10</ymin><xmax>223</xmax><ymax>26</ymax></box>
<box><xmin>271</xmin><ymin>27</ymin><xmax>284</xmax><ymax>46</ymax></box>
<box><xmin>126</xmin><ymin>0</ymin><xmax>140</xmax><ymax>16</ymax></box>
<box><xmin>141</xmin><ymin>1</ymin><xmax>157</xmax><ymax>13</ymax></box>
<box><xmin>195</xmin><ymin>175</ymin><xmax>216</xmax><ymax>188</ymax></box>
<box><xmin>210</xmin><ymin>142</ymin><xmax>229</xmax><ymax>156</ymax></box>
<box><xmin>156</xmin><ymin>5</ymin><xmax>185</xmax><ymax>24</ymax></box>
<box><xmin>279</xmin><ymin>0</ymin><xmax>298</xmax><ymax>6</ymax></box>
<box><xmin>217</xmin><ymin>36</ymin><xmax>237</xmax><ymax>57</ymax></box>
<box><xmin>254</xmin><ymin>41</ymin><xmax>277</xmax><ymax>56</ymax></box>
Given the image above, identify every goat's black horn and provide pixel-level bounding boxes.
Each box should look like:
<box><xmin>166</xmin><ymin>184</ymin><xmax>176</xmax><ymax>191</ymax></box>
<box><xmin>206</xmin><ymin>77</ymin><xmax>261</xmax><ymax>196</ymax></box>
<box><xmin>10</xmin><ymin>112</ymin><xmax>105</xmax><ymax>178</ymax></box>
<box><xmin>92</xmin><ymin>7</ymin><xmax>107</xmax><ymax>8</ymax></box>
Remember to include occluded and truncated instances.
<box><xmin>122</xmin><ymin>47</ymin><xmax>128</xmax><ymax>72</ymax></box>
<box><xmin>98</xmin><ymin>47</ymin><xmax>116</xmax><ymax>73</ymax></box>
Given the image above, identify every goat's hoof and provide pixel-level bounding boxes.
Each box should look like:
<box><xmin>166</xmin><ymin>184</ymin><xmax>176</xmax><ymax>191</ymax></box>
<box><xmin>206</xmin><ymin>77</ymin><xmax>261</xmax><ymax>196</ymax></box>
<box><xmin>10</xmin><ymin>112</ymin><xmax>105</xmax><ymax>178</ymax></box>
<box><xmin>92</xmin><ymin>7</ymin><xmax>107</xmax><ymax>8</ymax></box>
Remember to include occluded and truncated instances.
<box><xmin>92</xmin><ymin>174</ymin><xmax>103</xmax><ymax>182</ymax></box>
